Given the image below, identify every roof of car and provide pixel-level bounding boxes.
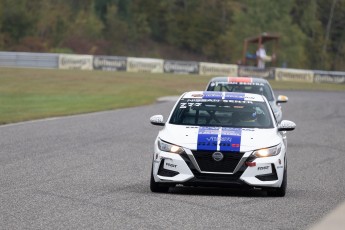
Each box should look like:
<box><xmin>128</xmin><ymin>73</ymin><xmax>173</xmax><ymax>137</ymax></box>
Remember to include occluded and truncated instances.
<box><xmin>182</xmin><ymin>91</ymin><xmax>265</xmax><ymax>102</ymax></box>
<box><xmin>209</xmin><ymin>76</ymin><xmax>269</xmax><ymax>84</ymax></box>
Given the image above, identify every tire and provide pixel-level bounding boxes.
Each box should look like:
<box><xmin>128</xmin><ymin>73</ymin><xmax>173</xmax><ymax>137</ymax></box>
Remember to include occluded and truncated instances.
<box><xmin>267</xmin><ymin>167</ymin><xmax>287</xmax><ymax>197</ymax></box>
<box><xmin>150</xmin><ymin>165</ymin><xmax>170</xmax><ymax>193</ymax></box>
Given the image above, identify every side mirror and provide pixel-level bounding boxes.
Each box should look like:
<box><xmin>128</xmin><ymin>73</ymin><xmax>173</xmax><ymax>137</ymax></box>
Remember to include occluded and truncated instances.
<box><xmin>278</xmin><ymin>120</ymin><xmax>296</xmax><ymax>131</ymax></box>
<box><xmin>277</xmin><ymin>95</ymin><xmax>288</xmax><ymax>104</ymax></box>
<box><xmin>150</xmin><ymin>115</ymin><xmax>165</xmax><ymax>126</ymax></box>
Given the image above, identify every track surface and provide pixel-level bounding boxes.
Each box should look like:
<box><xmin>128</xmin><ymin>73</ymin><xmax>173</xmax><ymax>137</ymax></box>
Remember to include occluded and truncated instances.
<box><xmin>1</xmin><ymin>90</ymin><xmax>345</xmax><ymax>230</ymax></box>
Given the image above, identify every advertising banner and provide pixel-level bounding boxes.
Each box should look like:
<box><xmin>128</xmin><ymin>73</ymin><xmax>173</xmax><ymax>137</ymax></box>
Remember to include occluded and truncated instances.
<box><xmin>127</xmin><ymin>57</ymin><xmax>163</xmax><ymax>73</ymax></box>
<box><xmin>59</xmin><ymin>54</ymin><xmax>93</xmax><ymax>70</ymax></box>
<box><xmin>164</xmin><ymin>60</ymin><xmax>199</xmax><ymax>74</ymax></box>
<box><xmin>275</xmin><ymin>68</ymin><xmax>314</xmax><ymax>83</ymax></box>
<box><xmin>199</xmin><ymin>62</ymin><xmax>238</xmax><ymax>76</ymax></box>
<box><xmin>313</xmin><ymin>71</ymin><xmax>345</xmax><ymax>84</ymax></box>
<box><xmin>238</xmin><ymin>66</ymin><xmax>274</xmax><ymax>79</ymax></box>
<box><xmin>93</xmin><ymin>56</ymin><xmax>127</xmax><ymax>71</ymax></box>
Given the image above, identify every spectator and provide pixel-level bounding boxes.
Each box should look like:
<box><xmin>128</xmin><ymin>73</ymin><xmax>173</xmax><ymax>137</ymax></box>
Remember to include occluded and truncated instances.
<box><xmin>256</xmin><ymin>44</ymin><xmax>267</xmax><ymax>68</ymax></box>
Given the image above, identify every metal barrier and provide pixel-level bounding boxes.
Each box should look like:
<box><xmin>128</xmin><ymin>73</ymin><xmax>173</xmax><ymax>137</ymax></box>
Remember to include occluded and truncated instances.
<box><xmin>0</xmin><ymin>51</ymin><xmax>59</xmax><ymax>69</ymax></box>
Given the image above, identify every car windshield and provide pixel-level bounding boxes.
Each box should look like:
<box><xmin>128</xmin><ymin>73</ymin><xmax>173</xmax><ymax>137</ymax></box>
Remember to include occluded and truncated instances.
<box><xmin>169</xmin><ymin>98</ymin><xmax>273</xmax><ymax>128</ymax></box>
<box><xmin>207</xmin><ymin>82</ymin><xmax>274</xmax><ymax>101</ymax></box>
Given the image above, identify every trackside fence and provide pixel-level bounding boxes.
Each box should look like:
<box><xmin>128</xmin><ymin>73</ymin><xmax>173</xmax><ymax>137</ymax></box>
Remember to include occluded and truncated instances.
<box><xmin>0</xmin><ymin>51</ymin><xmax>344</xmax><ymax>84</ymax></box>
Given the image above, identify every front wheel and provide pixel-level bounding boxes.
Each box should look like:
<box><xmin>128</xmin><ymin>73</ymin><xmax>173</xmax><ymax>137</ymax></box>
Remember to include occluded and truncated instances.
<box><xmin>150</xmin><ymin>166</ymin><xmax>170</xmax><ymax>193</ymax></box>
<box><xmin>267</xmin><ymin>168</ymin><xmax>287</xmax><ymax>197</ymax></box>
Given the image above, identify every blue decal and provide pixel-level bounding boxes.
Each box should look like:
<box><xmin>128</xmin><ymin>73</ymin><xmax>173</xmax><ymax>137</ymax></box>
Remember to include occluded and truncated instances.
<box><xmin>197</xmin><ymin>127</ymin><xmax>220</xmax><ymax>151</ymax></box>
<box><xmin>202</xmin><ymin>92</ymin><xmax>223</xmax><ymax>99</ymax></box>
<box><xmin>219</xmin><ymin>128</ymin><xmax>242</xmax><ymax>152</ymax></box>
<box><xmin>224</xmin><ymin>92</ymin><xmax>245</xmax><ymax>101</ymax></box>
<box><xmin>197</xmin><ymin>127</ymin><xmax>242</xmax><ymax>152</ymax></box>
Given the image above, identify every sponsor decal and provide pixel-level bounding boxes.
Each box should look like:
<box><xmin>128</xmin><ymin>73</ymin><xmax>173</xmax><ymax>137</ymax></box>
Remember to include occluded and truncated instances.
<box><xmin>59</xmin><ymin>54</ymin><xmax>93</xmax><ymax>70</ymax></box>
<box><xmin>197</xmin><ymin>127</ymin><xmax>219</xmax><ymax>151</ymax></box>
<box><xmin>127</xmin><ymin>57</ymin><xmax>163</xmax><ymax>73</ymax></box>
<box><xmin>164</xmin><ymin>60</ymin><xmax>199</xmax><ymax>74</ymax></box>
<box><xmin>275</xmin><ymin>68</ymin><xmax>314</xmax><ymax>83</ymax></box>
<box><xmin>199</xmin><ymin>62</ymin><xmax>238</xmax><ymax>76</ymax></box>
<box><xmin>224</xmin><ymin>93</ymin><xmax>245</xmax><ymax>101</ymax></box>
<box><xmin>257</xmin><ymin>165</ymin><xmax>272</xmax><ymax>174</ymax></box>
<box><xmin>314</xmin><ymin>71</ymin><xmax>345</xmax><ymax>84</ymax></box>
<box><xmin>165</xmin><ymin>162</ymin><xmax>177</xmax><ymax>168</ymax></box>
<box><xmin>197</xmin><ymin>127</ymin><xmax>242</xmax><ymax>151</ymax></box>
<box><xmin>238</xmin><ymin>66</ymin><xmax>274</xmax><ymax>79</ymax></box>
<box><xmin>202</xmin><ymin>92</ymin><xmax>245</xmax><ymax>101</ymax></box>
<box><xmin>93</xmin><ymin>56</ymin><xmax>127</xmax><ymax>71</ymax></box>
<box><xmin>258</xmin><ymin>166</ymin><xmax>269</xmax><ymax>170</ymax></box>
<box><xmin>220</xmin><ymin>128</ymin><xmax>242</xmax><ymax>152</ymax></box>
<box><xmin>202</xmin><ymin>92</ymin><xmax>223</xmax><ymax>99</ymax></box>
<box><xmin>228</xmin><ymin>77</ymin><xmax>253</xmax><ymax>83</ymax></box>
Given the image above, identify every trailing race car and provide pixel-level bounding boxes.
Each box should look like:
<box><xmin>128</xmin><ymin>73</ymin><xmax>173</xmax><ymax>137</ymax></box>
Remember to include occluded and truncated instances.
<box><xmin>150</xmin><ymin>91</ymin><xmax>296</xmax><ymax>196</ymax></box>
<box><xmin>205</xmin><ymin>76</ymin><xmax>288</xmax><ymax>122</ymax></box>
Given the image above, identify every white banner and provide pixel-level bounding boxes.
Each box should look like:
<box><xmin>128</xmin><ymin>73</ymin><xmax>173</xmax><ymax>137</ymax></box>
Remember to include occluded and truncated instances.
<box><xmin>313</xmin><ymin>71</ymin><xmax>345</xmax><ymax>84</ymax></box>
<box><xmin>59</xmin><ymin>54</ymin><xmax>93</xmax><ymax>70</ymax></box>
<box><xmin>275</xmin><ymin>68</ymin><xmax>314</xmax><ymax>83</ymax></box>
<box><xmin>127</xmin><ymin>57</ymin><xmax>163</xmax><ymax>73</ymax></box>
<box><xmin>199</xmin><ymin>62</ymin><xmax>238</xmax><ymax>76</ymax></box>
<box><xmin>238</xmin><ymin>66</ymin><xmax>274</xmax><ymax>79</ymax></box>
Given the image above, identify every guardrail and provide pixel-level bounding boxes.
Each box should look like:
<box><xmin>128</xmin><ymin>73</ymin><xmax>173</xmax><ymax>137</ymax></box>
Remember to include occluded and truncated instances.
<box><xmin>0</xmin><ymin>51</ymin><xmax>344</xmax><ymax>84</ymax></box>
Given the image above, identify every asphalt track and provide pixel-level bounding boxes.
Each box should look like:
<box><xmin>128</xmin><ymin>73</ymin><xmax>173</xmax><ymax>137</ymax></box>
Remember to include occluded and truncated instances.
<box><xmin>0</xmin><ymin>90</ymin><xmax>345</xmax><ymax>230</ymax></box>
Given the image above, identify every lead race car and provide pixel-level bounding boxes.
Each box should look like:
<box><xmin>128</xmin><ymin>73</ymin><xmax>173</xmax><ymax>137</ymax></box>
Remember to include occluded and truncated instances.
<box><xmin>150</xmin><ymin>91</ymin><xmax>296</xmax><ymax>196</ymax></box>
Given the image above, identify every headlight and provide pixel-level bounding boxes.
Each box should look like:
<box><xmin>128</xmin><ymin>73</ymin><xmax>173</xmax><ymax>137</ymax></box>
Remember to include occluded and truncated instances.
<box><xmin>252</xmin><ymin>144</ymin><xmax>282</xmax><ymax>158</ymax></box>
<box><xmin>157</xmin><ymin>139</ymin><xmax>184</xmax><ymax>154</ymax></box>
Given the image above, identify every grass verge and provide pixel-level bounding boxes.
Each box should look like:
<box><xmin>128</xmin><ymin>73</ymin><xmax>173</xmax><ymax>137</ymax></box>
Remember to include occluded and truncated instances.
<box><xmin>0</xmin><ymin>67</ymin><xmax>344</xmax><ymax>124</ymax></box>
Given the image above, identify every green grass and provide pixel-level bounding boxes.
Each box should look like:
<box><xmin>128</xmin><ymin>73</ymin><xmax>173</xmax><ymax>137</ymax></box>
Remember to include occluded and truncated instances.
<box><xmin>0</xmin><ymin>67</ymin><xmax>344</xmax><ymax>124</ymax></box>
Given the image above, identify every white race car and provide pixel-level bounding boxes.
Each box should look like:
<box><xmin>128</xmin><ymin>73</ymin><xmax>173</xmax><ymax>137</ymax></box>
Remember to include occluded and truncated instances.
<box><xmin>150</xmin><ymin>91</ymin><xmax>296</xmax><ymax>196</ymax></box>
<box><xmin>206</xmin><ymin>76</ymin><xmax>288</xmax><ymax>122</ymax></box>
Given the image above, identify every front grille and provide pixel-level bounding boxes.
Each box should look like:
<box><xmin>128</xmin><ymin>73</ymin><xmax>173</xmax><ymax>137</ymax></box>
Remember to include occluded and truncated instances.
<box><xmin>192</xmin><ymin>169</ymin><xmax>244</xmax><ymax>181</ymax></box>
<box><xmin>191</xmin><ymin>151</ymin><xmax>245</xmax><ymax>173</ymax></box>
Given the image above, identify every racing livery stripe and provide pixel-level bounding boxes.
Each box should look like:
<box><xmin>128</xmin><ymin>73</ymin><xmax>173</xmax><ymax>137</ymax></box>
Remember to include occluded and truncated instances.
<box><xmin>197</xmin><ymin>127</ymin><xmax>242</xmax><ymax>152</ymax></box>
<box><xmin>228</xmin><ymin>77</ymin><xmax>253</xmax><ymax>83</ymax></box>
<box><xmin>202</xmin><ymin>92</ymin><xmax>223</xmax><ymax>99</ymax></box>
<box><xmin>223</xmin><ymin>92</ymin><xmax>245</xmax><ymax>101</ymax></box>
<box><xmin>197</xmin><ymin>126</ymin><xmax>220</xmax><ymax>151</ymax></box>
<box><xmin>202</xmin><ymin>92</ymin><xmax>245</xmax><ymax>101</ymax></box>
<box><xmin>219</xmin><ymin>127</ymin><xmax>242</xmax><ymax>152</ymax></box>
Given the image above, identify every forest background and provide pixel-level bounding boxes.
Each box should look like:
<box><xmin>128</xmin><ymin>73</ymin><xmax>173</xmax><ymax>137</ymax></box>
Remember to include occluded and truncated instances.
<box><xmin>0</xmin><ymin>0</ymin><xmax>344</xmax><ymax>71</ymax></box>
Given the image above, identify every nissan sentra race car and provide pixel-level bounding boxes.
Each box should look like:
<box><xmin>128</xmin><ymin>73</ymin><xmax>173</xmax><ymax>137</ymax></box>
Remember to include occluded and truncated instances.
<box><xmin>149</xmin><ymin>91</ymin><xmax>296</xmax><ymax>196</ymax></box>
<box><xmin>206</xmin><ymin>76</ymin><xmax>288</xmax><ymax>122</ymax></box>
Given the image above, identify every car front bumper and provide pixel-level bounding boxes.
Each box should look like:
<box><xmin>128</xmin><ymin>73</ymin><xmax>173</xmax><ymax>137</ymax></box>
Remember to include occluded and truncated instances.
<box><xmin>152</xmin><ymin>148</ymin><xmax>286</xmax><ymax>188</ymax></box>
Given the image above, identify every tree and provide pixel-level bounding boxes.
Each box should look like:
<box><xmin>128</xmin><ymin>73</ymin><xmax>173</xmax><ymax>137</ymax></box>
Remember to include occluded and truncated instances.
<box><xmin>291</xmin><ymin>0</ymin><xmax>326</xmax><ymax>69</ymax></box>
<box><xmin>224</xmin><ymin>0</ymin><xmax>308</xmax><ymax>68</ymax></box>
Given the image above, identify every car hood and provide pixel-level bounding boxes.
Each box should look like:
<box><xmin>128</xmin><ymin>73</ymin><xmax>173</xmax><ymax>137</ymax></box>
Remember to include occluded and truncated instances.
<box><xmin>159</xmin><ymin>124</ymin><xmax>281</xmax><ymax>152</ymax></box>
